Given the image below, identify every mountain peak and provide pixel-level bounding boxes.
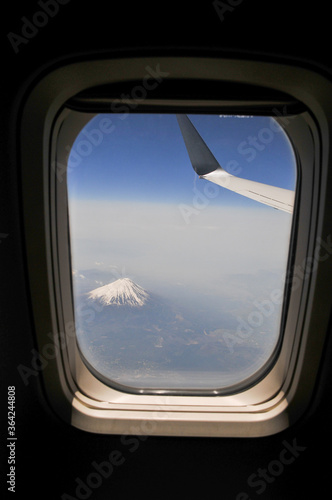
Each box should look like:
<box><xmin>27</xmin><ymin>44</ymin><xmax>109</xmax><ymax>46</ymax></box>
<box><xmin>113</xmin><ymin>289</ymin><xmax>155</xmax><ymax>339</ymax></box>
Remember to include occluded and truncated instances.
<box><xmin>87</xmin><ymin>278</ymin><xmax>150</xmax><ymax>307</ymax></box>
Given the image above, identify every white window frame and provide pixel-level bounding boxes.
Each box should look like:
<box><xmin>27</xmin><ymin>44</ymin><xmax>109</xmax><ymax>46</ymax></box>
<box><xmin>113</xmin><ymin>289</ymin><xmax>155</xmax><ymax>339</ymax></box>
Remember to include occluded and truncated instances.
<box><xmin>20</xmin><ymin>56</ymin><xmax>332</xmax><ymax>437</ymax></box>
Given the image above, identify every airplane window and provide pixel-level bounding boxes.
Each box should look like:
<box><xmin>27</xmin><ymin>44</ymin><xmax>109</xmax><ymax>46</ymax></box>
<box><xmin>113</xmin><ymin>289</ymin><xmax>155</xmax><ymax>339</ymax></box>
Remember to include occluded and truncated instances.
<box><xmin>67</xmin><ymin>113</ymin><xmax>296</xmax><ymax>393</ymax></box>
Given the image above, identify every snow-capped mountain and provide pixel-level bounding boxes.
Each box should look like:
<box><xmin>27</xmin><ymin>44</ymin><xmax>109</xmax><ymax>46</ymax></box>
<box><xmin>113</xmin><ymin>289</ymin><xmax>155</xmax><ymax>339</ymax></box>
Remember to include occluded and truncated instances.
<box><xmin>87</xmin><ymin>278</ymin><xmax>150</xmax><ymax>307</ymax></box>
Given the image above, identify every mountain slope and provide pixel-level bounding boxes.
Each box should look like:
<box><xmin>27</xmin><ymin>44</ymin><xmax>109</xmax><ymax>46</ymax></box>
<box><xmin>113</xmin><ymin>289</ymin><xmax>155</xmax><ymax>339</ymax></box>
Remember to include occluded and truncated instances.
<box><xmin>87</xmin><ymin>277</ymin><xmax>150</xmax><ymax>307</ymax></box>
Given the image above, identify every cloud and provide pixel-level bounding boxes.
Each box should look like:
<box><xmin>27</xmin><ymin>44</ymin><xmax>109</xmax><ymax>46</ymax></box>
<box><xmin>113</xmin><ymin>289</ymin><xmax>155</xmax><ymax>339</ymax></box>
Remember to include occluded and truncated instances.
<box><xmin>68</xmin><ymin>199</ymin><xmax>292</xmax><ymax>296</ymax></box>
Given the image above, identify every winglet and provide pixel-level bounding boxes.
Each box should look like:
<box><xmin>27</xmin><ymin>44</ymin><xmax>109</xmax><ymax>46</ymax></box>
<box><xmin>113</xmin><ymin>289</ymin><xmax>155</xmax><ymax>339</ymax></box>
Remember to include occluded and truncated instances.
<box><xmin>176</xmin><ymin>115</ymin><xmax>221</xmax><ymax>176</ymax></box>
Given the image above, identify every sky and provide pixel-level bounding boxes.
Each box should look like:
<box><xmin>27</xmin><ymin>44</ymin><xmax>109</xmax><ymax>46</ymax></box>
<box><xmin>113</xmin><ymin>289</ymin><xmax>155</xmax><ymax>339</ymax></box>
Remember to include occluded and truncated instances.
<box><xmin>67</xmin><ymin>113</ymin><xmax>296</xmax><ymax>295</ymax></box>
<box><xmin>67</xmin><ymin>113</ymin><xmax>296</xmax><ymax>205</ymax></box>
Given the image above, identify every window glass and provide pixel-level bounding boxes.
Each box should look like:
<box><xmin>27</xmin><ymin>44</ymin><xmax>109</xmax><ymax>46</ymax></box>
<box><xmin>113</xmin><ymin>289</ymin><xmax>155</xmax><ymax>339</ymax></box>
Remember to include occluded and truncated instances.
<box><xmin>67</xmin><ymin>113</ymin><xmax>296</xmax><ymax>392</ymax></box>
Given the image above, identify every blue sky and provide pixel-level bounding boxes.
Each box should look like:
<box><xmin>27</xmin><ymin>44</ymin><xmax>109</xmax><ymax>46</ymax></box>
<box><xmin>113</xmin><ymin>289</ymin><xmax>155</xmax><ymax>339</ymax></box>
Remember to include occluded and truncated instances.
<box><xmin>67</xmin><ymin>113</ymin><xmax>296</xmax><ymax>207</ymax></box>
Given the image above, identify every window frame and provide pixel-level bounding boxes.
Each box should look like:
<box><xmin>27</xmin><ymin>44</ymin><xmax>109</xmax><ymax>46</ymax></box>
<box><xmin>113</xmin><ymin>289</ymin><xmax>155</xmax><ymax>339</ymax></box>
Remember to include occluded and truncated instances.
<box><xmin>59</xmin><ymin>108</ymin><xmax>298</xmax><ymax>396</ymax></box>
<box><xmin>20</xmin><ymin>55</ymin><xmax>332</xmax><ymax>437</ymax></box>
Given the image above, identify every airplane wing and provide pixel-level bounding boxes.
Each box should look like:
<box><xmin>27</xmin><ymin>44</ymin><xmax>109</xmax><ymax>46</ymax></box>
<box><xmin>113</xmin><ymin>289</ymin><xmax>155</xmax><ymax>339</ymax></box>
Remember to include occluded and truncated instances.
<box><xmin>176</xmin><ymin>114</ymin><xmax>294</xmax><ymax>214</ymax></box>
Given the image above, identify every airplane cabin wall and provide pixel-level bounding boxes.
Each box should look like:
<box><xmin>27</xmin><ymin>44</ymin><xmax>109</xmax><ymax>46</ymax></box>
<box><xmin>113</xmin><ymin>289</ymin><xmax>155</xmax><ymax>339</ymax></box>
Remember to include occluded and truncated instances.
<box><xmin>1</xmin><ymin>1</ymin><xmax>331</xmax><ymax>498</ymax></box>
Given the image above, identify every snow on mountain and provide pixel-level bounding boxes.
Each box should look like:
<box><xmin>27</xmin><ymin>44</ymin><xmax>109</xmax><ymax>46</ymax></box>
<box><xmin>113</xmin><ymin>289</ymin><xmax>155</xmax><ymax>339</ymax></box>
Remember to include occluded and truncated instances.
<box><xmin>87</xmin><ymin>278</ymin><xmax>150</xmax><ymax>307</ymax></box>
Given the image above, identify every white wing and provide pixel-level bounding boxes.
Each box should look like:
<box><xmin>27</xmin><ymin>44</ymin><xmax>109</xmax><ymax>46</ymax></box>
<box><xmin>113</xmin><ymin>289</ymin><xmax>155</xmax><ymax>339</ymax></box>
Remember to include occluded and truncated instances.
<box><xmin>176</xmin><ymin>115</ymin><xmax>294</xmax><ymax>214</ymax></box>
